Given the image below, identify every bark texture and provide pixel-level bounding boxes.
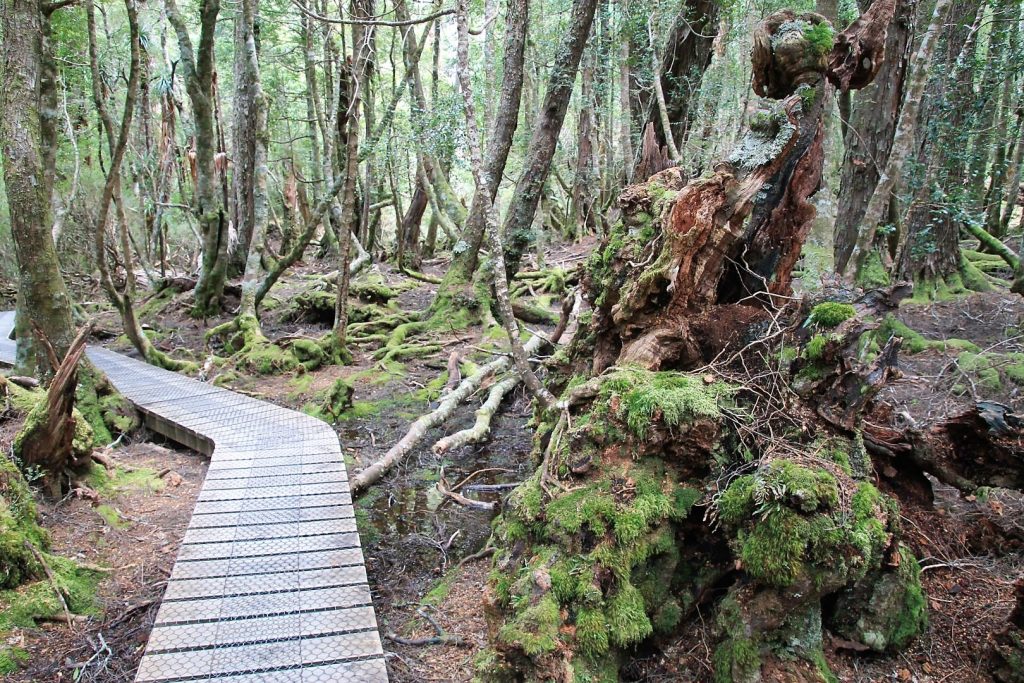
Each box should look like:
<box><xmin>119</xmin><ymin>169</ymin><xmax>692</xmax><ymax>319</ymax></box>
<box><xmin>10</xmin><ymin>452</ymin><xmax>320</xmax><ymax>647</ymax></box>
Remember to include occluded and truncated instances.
<box><xmin>0</xmin><ymin>0</ymin><xmax>76</xmax><ymax>377</ymax></box>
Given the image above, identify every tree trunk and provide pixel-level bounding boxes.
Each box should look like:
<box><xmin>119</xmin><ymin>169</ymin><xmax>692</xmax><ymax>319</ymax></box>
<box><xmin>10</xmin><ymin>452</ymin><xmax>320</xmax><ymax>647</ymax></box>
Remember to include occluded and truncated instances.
<box><xmin>332</xmin><ymin>0</ymin><xmax>374</xmax><ymax>356</ymax></box>
<box><xmin>501</xmin><ymin>0</ymin><xmax>599</xmax><ymax>277</ymax></box>
<box><xmin>446</xmin><ymin>0</ymin><xmax>528</xmax><ymax>283</ymax></box>
<box><xmin>237</xmin><ymin>0</ymin><xmax>269</xmax><ymax>321</ymax></box>
<box><xmin>229</xmin><ymin>0</ymin><xmax>260</xmax><ymax>274</ymax></box>
<box><xmin>843</xmin><ymin>0</ymin><xmax>955</xmax><ymax>281</ymax></box>
<box><xmin>570</xmin><ymin>47</ymin><xmax>598</xmax><ymax>238</ymax></box>
<box><xmin>833</xmin><ymin>0</ymin><xmax>913</xmax><ymax>273</ymax></box>
<box><xmin>0</xmin><ymin>0</ymin><xmax>76</xmax><ymax>377</ymax></box>
<box><xmin>895</xmin><ymin>0</ymin><xmax>983</xmax><ymax>292</ymax></box>
<box><xmin>640</xmin><ymin>0</ymin><xmax>719</xmax><ymax>158</ymax></box>
<box><xmin>483</xmin><ymin>7</ymin><xmax>919</xmax><ymax>681</ymax></box>
<box><xmin>167</xmin><ymin>0</ymin><xmax>228</xmax><ymax>317</ymax></box>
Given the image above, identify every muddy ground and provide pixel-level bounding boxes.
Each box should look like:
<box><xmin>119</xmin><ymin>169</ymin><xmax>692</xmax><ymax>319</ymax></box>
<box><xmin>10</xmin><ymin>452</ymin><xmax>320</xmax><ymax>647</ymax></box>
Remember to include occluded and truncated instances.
<box><xmin>2</xmin><ymin>240</ymin><xmax>1022</xmax><ymax>682</ymax></box>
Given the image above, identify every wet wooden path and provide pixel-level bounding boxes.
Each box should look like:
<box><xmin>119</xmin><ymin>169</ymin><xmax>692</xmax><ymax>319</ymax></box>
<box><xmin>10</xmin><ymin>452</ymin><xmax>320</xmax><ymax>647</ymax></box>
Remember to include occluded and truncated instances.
<box><xmin>0</xmin><ymin>311</ymin><xmax>388</xmax><ymax>682</ymax></box>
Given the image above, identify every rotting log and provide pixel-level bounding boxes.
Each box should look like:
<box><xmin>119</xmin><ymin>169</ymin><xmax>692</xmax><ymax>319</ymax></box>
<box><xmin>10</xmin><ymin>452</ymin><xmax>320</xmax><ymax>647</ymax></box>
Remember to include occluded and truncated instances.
<box><xmin>478</xmin><ymin>3</ymin><xmax>927</xmax><ymax>681</ymax></box>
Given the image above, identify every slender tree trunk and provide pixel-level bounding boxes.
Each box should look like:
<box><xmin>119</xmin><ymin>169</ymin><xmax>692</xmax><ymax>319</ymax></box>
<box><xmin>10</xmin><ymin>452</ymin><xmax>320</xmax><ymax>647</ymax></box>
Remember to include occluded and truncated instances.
<box><xmin>843</xmin><ymin>0</ymin><xmax>955</xmax><ymax>280</ymax></box>
<box><xmin>501</xmin><ymin>0</ymin><xmax>600</xmax><ymax>277</ymax></box>
<box><xmin>445</xmin><ymin>0</ymin><xmax>529</xmax><ymax>282</ymax></box>
<box><xmin>333</xmin><ymin>0</ymin><xmax>374</xmax><ymax>355</ymax></box>
<box><xmin>229</xmin><ymin>0</ymin><xmax>260</xmax><ymax>274</ymax></box>
<box><xmin>570</xmin><ymin>47</ymin><xmax>598</xmax><ymax>237</ymax></box>
<box><xmin>1</xmin><ymin>0</ymin><xmax>76</xmax><ymax>377</ymax></box>
<box><xmin>833</xmin><ymin>0</ymin><xmax>913</xmax><ymax>272</ymax></box>
<box><xmin>238</xmin><ymin>0</ymin><xmax>269</xmax><ymax>320</ymax></box>
<box><xmin>455</xmin><ymin>0</ymin><xmax>554</xmax><ymax>408</ymax></box>
<box><xmin>166</xmin><ymin>0</ymin><xmax>228</xmax><ymax>317</ymax></box>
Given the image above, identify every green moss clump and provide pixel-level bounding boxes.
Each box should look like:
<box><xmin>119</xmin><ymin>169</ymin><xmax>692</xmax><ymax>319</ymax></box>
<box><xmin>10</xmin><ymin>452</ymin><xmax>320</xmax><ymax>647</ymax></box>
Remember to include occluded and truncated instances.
<box><xmin>600</xmin><ymin>366</ymin><xmax>731</xmax><ymax>439</ymax></box>
<box><xmin>804</xmin><ymin>334</ymin><xmax>829</xmax><ymax>361</ymax></box>
<box><xmin>0</xmin><ymin>553</ymin><xmax>104</xmax><ymax>632</ymax></box>
<box><xmin>809</xmin><ymin>302</ymin><xmax>855</xmax><ymax>328</ymax></box>
<box><xmin>0</xmin><ymin>456</ymin><xmax>48</xmax><ymax>589</ymax></box>
<box><xmin>802</xmin><ymin>21</ymin><xmax>835</xmax><ymax>57</ymax></box>
<box><xmin>497</xmin><ymin>593</ymin><xmax>561</xmax><ymax>657</ymax></box>
<box><xmin>718</xmin><ymin>463</ymin><xmax>889</xmax><ymax>588</ymax></box>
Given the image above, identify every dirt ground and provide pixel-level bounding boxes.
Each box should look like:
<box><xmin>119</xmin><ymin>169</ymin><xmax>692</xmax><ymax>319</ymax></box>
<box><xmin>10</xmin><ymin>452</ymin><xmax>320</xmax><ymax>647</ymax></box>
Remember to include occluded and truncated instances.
<box><xmin>3</xmin><ymin>242</ymin><xmax>1022</xmax><ymax>681</ymax></box>
<box><xmin>0</xmin><ymin>435</ymin><xmax>207</xmax><ymax>682</ymax></box>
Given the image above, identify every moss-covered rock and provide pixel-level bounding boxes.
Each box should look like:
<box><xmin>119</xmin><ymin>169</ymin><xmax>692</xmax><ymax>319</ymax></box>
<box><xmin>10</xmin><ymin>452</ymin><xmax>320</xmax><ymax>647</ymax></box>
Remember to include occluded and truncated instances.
<box><xmin>828</xmin><ymin>544</ymin><xmax>928</xmax><ymax>652</ymax></box>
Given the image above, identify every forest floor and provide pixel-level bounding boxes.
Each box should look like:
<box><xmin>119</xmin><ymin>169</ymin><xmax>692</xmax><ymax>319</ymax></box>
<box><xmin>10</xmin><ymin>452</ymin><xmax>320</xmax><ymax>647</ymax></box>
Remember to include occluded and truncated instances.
<box><xmin>1</xmin><ymin>240</ymin><xmax>1022</xmax><ymax>682</ymax></box>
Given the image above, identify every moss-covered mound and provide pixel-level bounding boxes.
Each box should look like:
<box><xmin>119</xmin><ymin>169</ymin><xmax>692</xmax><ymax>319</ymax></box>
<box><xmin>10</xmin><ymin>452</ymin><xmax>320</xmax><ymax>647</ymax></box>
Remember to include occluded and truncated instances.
<box><xmin>0</xmin><ymin>455</ymin><xmax>48</xmax><ymax>589</ymax></box>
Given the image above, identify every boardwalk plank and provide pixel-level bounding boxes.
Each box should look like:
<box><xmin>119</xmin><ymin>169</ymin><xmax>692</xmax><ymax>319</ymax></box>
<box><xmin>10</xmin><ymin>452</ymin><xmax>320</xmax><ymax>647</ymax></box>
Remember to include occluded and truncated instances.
<box><xmin>0</xmin><ymin>312</ymin><xmax>386</xmax><ymax>682</ymax></box>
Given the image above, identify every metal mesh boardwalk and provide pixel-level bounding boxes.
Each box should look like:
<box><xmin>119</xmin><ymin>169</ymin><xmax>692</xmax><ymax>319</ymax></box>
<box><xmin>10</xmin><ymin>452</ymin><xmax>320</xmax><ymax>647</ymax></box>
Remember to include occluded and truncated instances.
<box><xmin>0</xmin><ymin>311</ymin><xmax>388</xmax><ymax>682</ymax></box>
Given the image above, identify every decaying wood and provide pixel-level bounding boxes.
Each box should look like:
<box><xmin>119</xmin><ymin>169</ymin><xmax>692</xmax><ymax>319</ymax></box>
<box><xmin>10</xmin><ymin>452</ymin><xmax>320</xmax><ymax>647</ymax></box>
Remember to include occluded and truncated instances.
<box><xmin>17</xmin><ymin>323</ymin><xmax>91</xmax><ymax>496</ymax></box>
<box><xmin>865</xmin><ymin>401</ymin><xmax>1024</xmax><ymax>494</ymax></box>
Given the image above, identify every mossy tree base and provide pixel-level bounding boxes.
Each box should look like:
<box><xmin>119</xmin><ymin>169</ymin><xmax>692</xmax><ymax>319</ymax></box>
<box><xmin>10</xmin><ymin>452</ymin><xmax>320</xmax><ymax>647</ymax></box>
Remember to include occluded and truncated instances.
<box><xmin>481</xmin><ymin>8</ymin><xmax>925</xmax><ymax>678</ymax></box>
<box><xmin>206</xmin><ymin>314</ymin><xmax>349</xmax><ymax>376</ymax></box>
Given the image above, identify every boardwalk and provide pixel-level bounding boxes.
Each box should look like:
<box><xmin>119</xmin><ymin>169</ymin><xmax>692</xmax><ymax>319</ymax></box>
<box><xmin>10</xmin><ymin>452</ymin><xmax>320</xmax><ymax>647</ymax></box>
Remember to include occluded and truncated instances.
<box><xmin>0</xmin><ymin>311</ymin><xmax>388</xmax><ymax>682</ymax></box>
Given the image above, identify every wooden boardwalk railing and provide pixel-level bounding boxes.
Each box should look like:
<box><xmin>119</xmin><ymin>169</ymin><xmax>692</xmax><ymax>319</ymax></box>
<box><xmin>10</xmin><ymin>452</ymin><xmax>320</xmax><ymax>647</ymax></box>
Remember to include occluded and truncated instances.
<box><xmin>0</xmin><ymin>311</ymin><xmax>388</xmax><ymax>682</ymax></box>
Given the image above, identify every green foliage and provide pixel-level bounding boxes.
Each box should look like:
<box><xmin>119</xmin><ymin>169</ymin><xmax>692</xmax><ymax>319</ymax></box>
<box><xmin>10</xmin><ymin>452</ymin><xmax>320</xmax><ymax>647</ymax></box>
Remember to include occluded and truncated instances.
<box><xmin>606</xmin><ymin>582</ymin><xmax>653</xmax><ymax>647</ymax></box>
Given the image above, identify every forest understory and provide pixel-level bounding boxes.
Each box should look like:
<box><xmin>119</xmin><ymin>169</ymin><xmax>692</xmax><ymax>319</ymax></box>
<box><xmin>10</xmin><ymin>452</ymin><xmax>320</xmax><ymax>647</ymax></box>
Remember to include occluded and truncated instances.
<box><xmin>4</xmin><ymin>0</ymin><xmax>1024</xmax><ymax>679</ymax></box>
<box><xmin>2</xmin><ymin>231</ymin><xmax>1023</xmax><ymax>681</ymax></box>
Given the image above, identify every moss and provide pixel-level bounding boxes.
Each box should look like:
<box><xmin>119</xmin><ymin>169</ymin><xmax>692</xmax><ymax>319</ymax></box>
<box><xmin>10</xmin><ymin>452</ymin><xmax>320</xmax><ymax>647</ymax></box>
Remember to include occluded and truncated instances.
<box><xmin>875</xmin><ymin>315</ymin><xmax>980</xmax><ymax>355</ymax></box>
<box><xmin>957</xmin><ymin>351</ymin><xmax>1003</xmax><ymax>391</ymax></box>
<box><xmin>497</xmin><ymin>593</ymin><xmax>561</xmax><ymax>656</ymax></box>
<box><xmin>0</xmin><ymin>553</ymin><xmax>104</xmax><ymax>632</ymax></box>
<box><xmin>600</xmin><ymin>366</ymin><xmax>731</xmax><ymax>439</ymax></box>
<box><xmin>809</xmin><ymin>302</ymin><xmax>855</xmax><ymax>328</ymax></box>
<box><xmin>804</xmin><ymin>334</ymin><xmax>829</xmax><ymax>361</ymax></box>
<box><xmin>0</xmin><ymin>455</ymin><xmax>48</xmax><ymax>589</ymax></box>
<box><xmin>830</xmin><ymin>544</ymin><xmax>927</xmax><ymax>652</ymax></box>
<box><xmin>0</xmin><ymin>647</ymin><xmax>28</xmax><ymax>675</ymax></box>
<box><xmin>713</xmin><ymin>595</ymin><xmax>761</xmax><ymax>683</ymax></box>
<box><xmin>83</xmin><ymin>464</ymin><xmax>164</xmax><ymax>496</ymax></box>
<box><xmin>606</xmin><ymin>582</ymin><xmax>653</xmax><ymax>647</ymax></box>
<box><xmin>95</xmin><ymin>504</ymin><xmax>128</xmax><ymax>529</ymax></box>
<box><xmin>802</xmin><ymin>21</ymin><xmax>835</xmax><ymax>57</ymax></box>
<box><xmin>857</xmin><ymin>250</ymin><xmax>890</xmax><ymax>288</ymax></box>
<box><xmin>718</xmin><ymin>463</ymin><xmax>890</xmax><ymax>588</ymax></box>
<box><xmin>576</xmin><ymin>608</ymin><xmax>610</xmax><ymax>656</ymax></box>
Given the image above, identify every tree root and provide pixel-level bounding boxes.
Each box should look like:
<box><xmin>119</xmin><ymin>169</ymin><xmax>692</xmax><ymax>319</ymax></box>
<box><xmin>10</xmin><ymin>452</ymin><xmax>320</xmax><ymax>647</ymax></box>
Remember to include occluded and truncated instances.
<box><xmin>351</xmin><ymin>333</ymin><xmax>544</xmax><ymax>494</ymax></box>
<box><xmin>433</xmin><ymin>374</ymin><xmax>520</xmax><ymax>454</ymax></box>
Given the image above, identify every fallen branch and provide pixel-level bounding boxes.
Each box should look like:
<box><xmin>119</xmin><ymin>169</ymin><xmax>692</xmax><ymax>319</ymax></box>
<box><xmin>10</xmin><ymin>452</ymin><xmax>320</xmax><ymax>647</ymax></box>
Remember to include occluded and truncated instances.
<box><xmin>385</xmin><ymin>608</ymin><xmax>467</xmax><ymax>647</ymax></box>
<box><xmin>437</xmin><ymin>471</ymin><xmax>496</xmax><ymax>510</ymax></box>
<box><xmin>433</xmin><ymin>374</ymin><xmax>520</xmax><ymax>454</ymax></box>
<box><xmin>24</xmin><ymin>541</ymin><xmax>76</xmax><ymax>631</ymax></box>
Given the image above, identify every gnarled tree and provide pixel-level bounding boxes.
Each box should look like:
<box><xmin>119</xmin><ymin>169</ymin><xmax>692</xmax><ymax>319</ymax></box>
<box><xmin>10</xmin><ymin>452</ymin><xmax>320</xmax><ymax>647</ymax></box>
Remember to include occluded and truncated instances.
<box><xmin>478</xmin><ymin>4</ymin><xmax>932</xmax><ymax>681</ymax></box>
